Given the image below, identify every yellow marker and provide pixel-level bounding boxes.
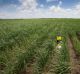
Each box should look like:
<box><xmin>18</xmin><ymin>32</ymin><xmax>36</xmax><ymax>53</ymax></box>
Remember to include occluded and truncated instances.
<box><xmin>57</xmin><ymin>36</ymin><xmax>62</xmax><ymax>41</ymax></box>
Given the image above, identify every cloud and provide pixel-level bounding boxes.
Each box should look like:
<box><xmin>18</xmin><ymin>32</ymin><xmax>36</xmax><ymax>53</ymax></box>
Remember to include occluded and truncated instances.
<box><xmin>18</xmin><ymin>0</ymin><xmax>38</xmax><ymax>10</ymax></box>
<box><xmin>0</xmin><ymin>0</ymin><xmax>80</xmax><ymax>18</ymax></box>
<box><xmin>58</xmin><ymin>1</ymin><xmax>62</xmax><ymax>6</ymax></box>
<box><xmin>49</xmin><ymin>3</ymin><xmax>80</xmax><ymax>18</ymax></box>
<box><xmin>75</xmin><ymin>4</ymin><xmax>80</xmax><ymax>14</ymax></box>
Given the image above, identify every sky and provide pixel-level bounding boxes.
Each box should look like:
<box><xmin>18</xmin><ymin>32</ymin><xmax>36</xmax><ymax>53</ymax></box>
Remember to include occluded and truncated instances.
<box><xmin>0</xmin><ymin>0</ymin><xmax>80</xmax><ymax>18</ymax></box>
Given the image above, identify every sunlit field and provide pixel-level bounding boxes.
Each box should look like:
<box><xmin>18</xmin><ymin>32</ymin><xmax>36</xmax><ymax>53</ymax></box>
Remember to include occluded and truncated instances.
<box><xmin>0</xmin><ymin>19</ymin><xmax>80</xmax><ymax>74</ymax></box>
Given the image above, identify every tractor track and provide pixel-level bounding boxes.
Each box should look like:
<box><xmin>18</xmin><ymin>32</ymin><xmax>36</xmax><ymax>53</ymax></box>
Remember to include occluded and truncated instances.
<box><xmin>42</xmin><ymin>44</ymin><xmax>61</xmax><ymax>74</ymax></box>
<box><xmin>42</xmin><ymin>25</ymin><xmax>63</xmax><ymax>74</ymax></box>
<box><xmin>68</xmin><ymin>35</ymin><xmax>80</xmax><ymax>74</ymax></box>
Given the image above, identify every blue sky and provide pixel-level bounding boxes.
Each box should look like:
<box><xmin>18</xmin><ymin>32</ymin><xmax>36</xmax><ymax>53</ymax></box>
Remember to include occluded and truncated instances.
<box><xmin>0</xmin><ymin>0</ymin><xmax>79</xmax><ymax>8</ymax></box>
<box><xmin>37</xmin><ymin>0</ymin><xmax>79</xmax><ymax>8</ymax></box>
<box><xmin>0</xmin><ymin>0</ymin><xmax>20</xmax><ymax>6</ymax></box>
<box><xmin>0</xmin><ymin>0</ymin><xmax>80</xmax><ymax>18</ymax></box>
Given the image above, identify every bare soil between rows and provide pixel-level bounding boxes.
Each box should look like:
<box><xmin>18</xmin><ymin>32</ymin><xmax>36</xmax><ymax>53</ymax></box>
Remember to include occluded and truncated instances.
<box><xmin>19</xmin><ymin>57</ymin><xmax>35</xmax><ymax>74</ymax></box>
<box><xmin>68</xmin><ymin>35</ymin><xmax>80</xmax><ymax>74</ymax></box>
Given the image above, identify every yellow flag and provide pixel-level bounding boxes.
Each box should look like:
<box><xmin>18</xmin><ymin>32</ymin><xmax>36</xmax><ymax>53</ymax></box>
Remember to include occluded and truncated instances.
<box><xmin>57</xmin><ymin>36</ymin><xmax>62</xmax><ymax>41</ymax></box>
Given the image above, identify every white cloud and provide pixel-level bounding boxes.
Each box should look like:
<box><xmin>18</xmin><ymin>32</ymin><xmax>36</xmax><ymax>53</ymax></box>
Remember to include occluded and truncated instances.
<box><xmin>75</xmin><ymin>4</ymin><xmax>80</xmax><ymax>14</ymax></box>
<box><xmin>49</xmin><ymin>3</ymin><xmax>80</xmax><ymax>18</ymax></box>
<box><xmin>0</xmin><ymin>0</ymin><xmax>80</xmax><ymax>18</ymax></box>
<box><xmin>49</xmin><ymin>6</ymin><xmax>64</xmax><ymax>13</ymax></box>
<box><xmin>58</xmin><ymin>1</ymin><xmax>62</xmax><ymax>6</ymax></box>
<box><xmin>18</xmin><ymin>0</ymin><xmax>38</xmax><ymax>10</ymax></box>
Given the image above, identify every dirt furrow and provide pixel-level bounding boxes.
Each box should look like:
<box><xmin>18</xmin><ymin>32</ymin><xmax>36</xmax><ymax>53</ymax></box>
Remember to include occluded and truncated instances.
<box><xmin>42</xmin><ymin>25</ymin><xmax>64</xmax><ymax>74</ymax></box>
<box><xmin>68</xmin><ymin>36</ymin><xmax>80</xmax><ymax>74</ymax></box>
<box><xmin>42</xmin><ymin>45</ymin><xmax>61</xmax><ymax>74</ymax></box>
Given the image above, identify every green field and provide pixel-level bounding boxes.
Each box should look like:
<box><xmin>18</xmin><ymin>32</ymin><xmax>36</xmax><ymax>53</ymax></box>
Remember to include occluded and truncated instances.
<box><xmin>0</xmin><ymin>19</ymin><xmax>80</xmax><ymax>74</ymax></box>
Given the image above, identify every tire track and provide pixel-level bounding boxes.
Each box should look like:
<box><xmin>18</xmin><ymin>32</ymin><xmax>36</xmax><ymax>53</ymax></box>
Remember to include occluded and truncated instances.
<box><xmin>42</xmin><ymin>24</ymin><xmax>63</xmax><ymax>74</ymax></box>
<box><xmin>68</xmin><ymin>36</ymin><xmax>80</xmax><ymax>74</ymax></box>
<box><xmin>42</xmin><ymin>45</ymin><xmax>61</xmax><ymax>74</ymax></box>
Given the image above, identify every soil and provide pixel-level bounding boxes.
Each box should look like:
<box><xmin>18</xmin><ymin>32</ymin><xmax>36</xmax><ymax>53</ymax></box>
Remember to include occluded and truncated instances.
<box><xmin>42</xmin><ymin>45</ymin><xmax>61</xmax><ymax>74</ymax></box>
<box><xmin>19</xmin><ymin>58</ymin><xmax>35</xmax><ymax>74</ymax></box>
<box><xmin>19</xmin><ymin>64</ymin><xmax>33</xmax><ymax>74</ymax></box>
<box><xmin>68</xmin><ymin>35</ymin><xmax>80</xmax><ymax>74</ymax></box>
<box><xmin>0</xmin><ymin>64</ymin><xmax>6</xmax><ymax>70</ymax></box>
